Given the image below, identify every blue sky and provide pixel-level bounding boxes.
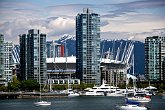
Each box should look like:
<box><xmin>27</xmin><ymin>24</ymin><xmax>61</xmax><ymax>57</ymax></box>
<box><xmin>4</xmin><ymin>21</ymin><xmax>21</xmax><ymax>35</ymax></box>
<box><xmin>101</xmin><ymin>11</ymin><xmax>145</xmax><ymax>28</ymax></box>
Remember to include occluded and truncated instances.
<box><xmin>0</xmin><ymin>0</ymin><xmax>165</xmax><ymax>43</ymax></box>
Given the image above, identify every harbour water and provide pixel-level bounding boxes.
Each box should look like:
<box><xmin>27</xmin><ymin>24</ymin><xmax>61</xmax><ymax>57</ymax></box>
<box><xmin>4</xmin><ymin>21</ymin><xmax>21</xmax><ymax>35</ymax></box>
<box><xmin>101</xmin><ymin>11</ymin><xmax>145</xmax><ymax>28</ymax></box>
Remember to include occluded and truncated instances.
<box><xmin>0</xmin><ymin>96</ymin><xmax>165</xmax><ymax>110</ymax></box>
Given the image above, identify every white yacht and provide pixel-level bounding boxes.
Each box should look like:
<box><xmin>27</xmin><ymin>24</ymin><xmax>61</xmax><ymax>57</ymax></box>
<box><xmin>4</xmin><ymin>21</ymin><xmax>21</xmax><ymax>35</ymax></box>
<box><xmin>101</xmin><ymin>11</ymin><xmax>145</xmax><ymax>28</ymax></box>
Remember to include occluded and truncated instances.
<box><xmin>116</xmin><ymin>104</ymin><xmax>147</xmax><ymax>110</ymax></box>
<box><xmin>85</xmin><ymin>79</ymin><xmax>121</xmax><ymax>96</ymax></box>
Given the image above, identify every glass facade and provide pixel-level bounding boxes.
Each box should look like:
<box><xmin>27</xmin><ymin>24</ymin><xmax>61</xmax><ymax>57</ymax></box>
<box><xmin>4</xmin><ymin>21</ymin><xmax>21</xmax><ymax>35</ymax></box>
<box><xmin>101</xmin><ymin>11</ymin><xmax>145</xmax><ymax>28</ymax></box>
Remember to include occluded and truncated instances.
<box><xmin>0</xmin><ymin>34</ymin><xmax>4</xmax><ymax>77</ymax></box>
<box><xmin>20</xmin><ymin>29</ymin><xmax>47</xmax><ymax>84</ymax></box>
<box><xmin>76</xmin><ymin>9</ymin><xmax>101</xmax><ymax>85</ymax></box>
<box><xmin>145</xmin><ymin>36</ymin><xmax>165</xmax><ymax>81</ymax></box>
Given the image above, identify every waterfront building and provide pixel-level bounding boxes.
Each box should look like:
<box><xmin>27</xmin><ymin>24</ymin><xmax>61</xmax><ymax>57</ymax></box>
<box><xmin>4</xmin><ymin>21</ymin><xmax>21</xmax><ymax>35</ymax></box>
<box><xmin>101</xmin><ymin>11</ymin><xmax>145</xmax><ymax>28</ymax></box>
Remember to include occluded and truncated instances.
<box><xmin>100</xmin><ymin>63</ymin><xmax>126</xmax><ymax>85</ymax></box>
<box><xmin>46</xmin><ymin>41</ymin><xmax>65</xmax><ymax>58</ymax></box>
<box><xmin>3</xmin><ymin>42</ymin><xmax>14</xmax><ymax>82</ymax></box>
<box><xmin>19</xmin><ymin>29</ymin><xmax>47</xmax><ymax>84</ymax></box>
<box><xmin>47</xmin><ymin>56</ymin><xmax>127</xmax><ymax>85</ymax></box>
<box><xmin>76</xmin><ymin>8</ymin><xmax>101</xmax><ymax>85</ymax></box>
<box><xmin>145</xmin><ymin>36</ymin><xmax>165</xmax><ymax>81</ymax></box>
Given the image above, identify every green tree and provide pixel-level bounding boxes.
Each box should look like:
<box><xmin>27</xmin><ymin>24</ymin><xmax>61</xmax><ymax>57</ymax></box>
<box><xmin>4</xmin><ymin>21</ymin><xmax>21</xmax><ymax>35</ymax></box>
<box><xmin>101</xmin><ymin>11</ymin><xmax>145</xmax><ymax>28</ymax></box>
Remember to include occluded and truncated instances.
<box><xmin>20</xmin><ymin>79</ymin><xmax>39</xmax><ymax>91</ymax></box>
<box><xmin>7</xmin><ymin>76</ymin><xmax>21</xmax><ymax>91</ymax></box>
<box><xmin>52</xmin><ymin>85</ymin><xmax>67</xmax><ymax>90</ymax></box>
<box><xmin>0</xmin><ymin>85</ymin><xmax>7</xmax><ymax>91</ymax></box>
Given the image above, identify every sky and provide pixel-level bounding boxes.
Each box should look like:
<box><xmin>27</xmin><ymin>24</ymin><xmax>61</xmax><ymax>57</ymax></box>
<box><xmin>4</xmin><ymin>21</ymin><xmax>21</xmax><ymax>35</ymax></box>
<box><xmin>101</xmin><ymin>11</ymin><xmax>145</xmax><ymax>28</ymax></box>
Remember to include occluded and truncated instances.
<box><xmin>0</xmin><ymin>0</ymin><xmax>165</xmax><ymax>44</ymax></box>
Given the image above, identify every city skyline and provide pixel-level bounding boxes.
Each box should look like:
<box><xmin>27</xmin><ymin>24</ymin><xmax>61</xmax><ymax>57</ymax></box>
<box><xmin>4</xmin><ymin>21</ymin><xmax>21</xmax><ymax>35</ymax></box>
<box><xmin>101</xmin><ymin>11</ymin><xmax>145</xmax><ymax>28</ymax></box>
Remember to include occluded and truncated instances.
<box><xmin>0</xmin><ymin>0</ymin><xmax>165</xmax><ymax>44</ymax></box>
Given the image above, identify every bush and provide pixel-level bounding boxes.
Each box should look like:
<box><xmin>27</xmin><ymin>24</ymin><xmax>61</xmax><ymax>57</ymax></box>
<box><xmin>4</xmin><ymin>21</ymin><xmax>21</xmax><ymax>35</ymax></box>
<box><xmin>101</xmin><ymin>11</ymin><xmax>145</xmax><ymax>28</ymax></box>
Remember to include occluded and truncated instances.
<box><xmin>20</xmin><ymin>79</ymin><xmax>39</xmax><ymax>91</ymax></box>
<box><xmin>0</xmin><ymin>86</ymin><xmax>7</xmax><ymax>92</ymax></box>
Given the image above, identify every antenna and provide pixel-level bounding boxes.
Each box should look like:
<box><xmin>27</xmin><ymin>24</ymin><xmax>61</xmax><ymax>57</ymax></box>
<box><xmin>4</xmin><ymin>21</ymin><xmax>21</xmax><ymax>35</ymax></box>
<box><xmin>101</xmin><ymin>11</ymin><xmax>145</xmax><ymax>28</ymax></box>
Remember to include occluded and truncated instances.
<box><xmin>83</xmin><ymin>8</ymin><xmax>93</xmax><ymax>14</ymax></box>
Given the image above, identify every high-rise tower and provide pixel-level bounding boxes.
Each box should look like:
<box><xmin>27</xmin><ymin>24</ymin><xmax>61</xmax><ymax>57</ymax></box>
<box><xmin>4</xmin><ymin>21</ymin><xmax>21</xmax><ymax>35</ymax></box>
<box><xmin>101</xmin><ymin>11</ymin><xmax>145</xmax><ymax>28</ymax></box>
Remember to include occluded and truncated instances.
<box><xmin>76</xmin><ymin>9</ymin><xmax>101</xmax><ymax>85</ymax></box>
<box><xmin>145</xmin><ymin>36</ymin><xmax>165</xmax><ymax>81</ymax></box>
<box><xmin>3</xmin><ymin>42</ymin><xmax>14</xmax><ymax>82</ymax></box>
<box><xmin>19</xmin><ymin>29</ymin><xmax>47</xmax><ymax>84</ymax></box>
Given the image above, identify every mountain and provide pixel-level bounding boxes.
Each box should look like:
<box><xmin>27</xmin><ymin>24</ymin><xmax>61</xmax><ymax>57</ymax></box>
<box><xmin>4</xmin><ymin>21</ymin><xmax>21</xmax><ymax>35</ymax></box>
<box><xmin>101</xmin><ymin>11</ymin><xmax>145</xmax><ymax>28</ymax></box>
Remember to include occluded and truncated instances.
<box><xmin>55</xmin><ymin>34</ymin><xmax>145</xmax><ymax>75</ymax></box>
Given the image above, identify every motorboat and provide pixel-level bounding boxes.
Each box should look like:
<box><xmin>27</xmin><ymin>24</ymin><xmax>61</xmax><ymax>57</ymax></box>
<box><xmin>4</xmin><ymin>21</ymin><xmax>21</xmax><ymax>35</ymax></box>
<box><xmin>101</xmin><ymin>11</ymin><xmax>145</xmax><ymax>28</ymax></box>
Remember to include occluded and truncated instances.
<box><xmin>116</xmin><ymin>104</ymin><xmax>147</xmax><ymax>110</ymax></box>
<box><xmin>34</xmin><ymin>101</ymin><xmax>51</xmax><ymax>106</ymax></box>
<box><xmin>68</xmin><ymin>89</ymin><xmax>80</xmax><ymax>97</ymax></box>
<box><xmin>127</xmin><ymin>94</ymin><xmax>151</xmax><ymax>103</ymax></box>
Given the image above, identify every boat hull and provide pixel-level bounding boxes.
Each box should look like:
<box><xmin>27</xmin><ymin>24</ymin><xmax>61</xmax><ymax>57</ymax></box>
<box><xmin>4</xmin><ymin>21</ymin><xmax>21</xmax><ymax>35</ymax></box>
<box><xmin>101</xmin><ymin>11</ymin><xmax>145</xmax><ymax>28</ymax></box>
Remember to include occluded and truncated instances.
<box><xmin>68</xmin><ymin>93</ymin><xmax>80</xmax><ymax>97</ymax></box>
<box><xmin>127</xmin><ymin>97</ymin><xmax>151</xmax><ymax>103</ymax></box>
<box><xmin>106</xmin><ymin>93</ymin><xmax>124</xmax><ymax>97</ymax></box>
<box><xmin>85</xmin><ymin>92</ymin><xmax>104</xmax><ymax>96</ymax></box>
<box><xmin>116</xmin><ymin>105</ymin><xmax>147</xmax><ymax>110</ymax></box>
<box><xmin>34</xmin><ymin>101</ymin><xmax>51</xmax><ymax>106</ymax></box>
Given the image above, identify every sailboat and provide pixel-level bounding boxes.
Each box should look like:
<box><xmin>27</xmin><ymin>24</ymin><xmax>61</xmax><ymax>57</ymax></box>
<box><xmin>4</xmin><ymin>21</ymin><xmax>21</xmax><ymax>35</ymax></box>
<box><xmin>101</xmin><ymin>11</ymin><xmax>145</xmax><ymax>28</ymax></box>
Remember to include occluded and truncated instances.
<box><xmin>34</xmin><ymin>37</ymin><xmax>51</xmax><ymax>106</ymax></box>
<box><xmin>126</xmin><ymin>54</ymin><xmax>151</xmax><ymax>103</ymax></box>
<box><xmin>34</xmin><ymin>73</ymin><xmax>51</xmax><ymax>106</ymax></box>
<box><xmin>116</xmin><ymin>46</ymin><xmax>148</xmax><ymax>110</ymax></box>
<box><xmin>34</xmin><ymin>77</ymin><xmax>51</xmax><ymax>106</ymax></box>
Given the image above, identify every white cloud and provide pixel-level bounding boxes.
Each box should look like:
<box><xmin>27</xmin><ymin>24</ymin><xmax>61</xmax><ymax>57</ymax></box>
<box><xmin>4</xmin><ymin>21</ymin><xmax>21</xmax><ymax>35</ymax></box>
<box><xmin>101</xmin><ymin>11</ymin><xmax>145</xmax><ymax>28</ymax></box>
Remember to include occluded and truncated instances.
<box><xmin>0</xmin><ymin>17</ymin><xmax>75</xmax><ymax>43</ymax></box>
<box><xmin>0</xmin><ymin>1</ymin><xmax>165</xmax><ymax>43</ymax></box>
<box><xmin>101</xmin><ymin>12</ymin><xmax>165</xmax><ymax>42</ymax></box>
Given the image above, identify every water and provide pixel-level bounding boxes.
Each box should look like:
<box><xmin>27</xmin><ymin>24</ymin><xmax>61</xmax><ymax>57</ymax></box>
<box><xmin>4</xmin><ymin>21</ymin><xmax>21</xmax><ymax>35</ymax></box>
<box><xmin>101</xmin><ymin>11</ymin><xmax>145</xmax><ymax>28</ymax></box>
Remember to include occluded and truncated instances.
<box><xmin>0</xmin><ymin>96</ymin><xmax>165</xmax><ymax>110</ymax></box>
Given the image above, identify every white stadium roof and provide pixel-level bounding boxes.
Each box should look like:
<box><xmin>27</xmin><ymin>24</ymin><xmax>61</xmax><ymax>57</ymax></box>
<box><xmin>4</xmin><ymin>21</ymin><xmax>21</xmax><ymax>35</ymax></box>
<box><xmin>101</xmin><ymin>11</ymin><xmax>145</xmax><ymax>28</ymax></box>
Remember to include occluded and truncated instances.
<box><xmin>47</xmin><ymin>56</ymin><xmax>123</xmax><ymax>64</ymax></box>
<box><xmin>47</xmin><ymin>56</ymin><xmax>76</xmax><ymax>63</ymax></box>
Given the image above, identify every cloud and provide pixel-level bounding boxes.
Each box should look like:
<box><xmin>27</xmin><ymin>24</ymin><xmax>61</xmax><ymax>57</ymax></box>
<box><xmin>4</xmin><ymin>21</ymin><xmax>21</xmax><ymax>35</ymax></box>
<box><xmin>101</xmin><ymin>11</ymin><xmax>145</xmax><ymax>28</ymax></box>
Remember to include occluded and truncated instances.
<box><xmin>47</xmin><ymin>17</ymin><xmax>75</xmax><ymax>39</ymax></box>
<box><xmin>46</xmin><ymin>4</ymin><xmax>100</xmax><ymax>17</ymax></box>
<box><xmin>0</xmin><ymin>0</ymin><xmax>165</xmax><ymax>43</ymax></box>
<box><xmin>101</xmin><ymin>28</ymin><xmax>165</xmax><ymax>42</ymax></box>
<box><xmin>102</xmin><ymin>0</ymin><xmax>165</xmax><ymax>21</ymax></box>
<box><xmin>0</xmin><ymin>17</ymin><xmax>75</xmax><ymax>43</ymax></box>
<box><xmin>115</xmin><ymin>0</ymin><xmax>165</xmax><ymax>9</ymax></box>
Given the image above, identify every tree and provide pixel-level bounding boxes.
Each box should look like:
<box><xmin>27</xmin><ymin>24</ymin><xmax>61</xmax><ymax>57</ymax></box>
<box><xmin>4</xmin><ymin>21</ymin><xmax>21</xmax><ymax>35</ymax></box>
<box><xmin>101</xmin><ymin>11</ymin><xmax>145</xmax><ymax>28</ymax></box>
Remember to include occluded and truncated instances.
<box><xmin>0</xmin><ymin>85</ymin><xmax>7</xmax><ymax>92</ymax></box>
<box><xmin>7</xmin><ymin>76</ymin><xmax>21</xmax><ymax>91</ymax></box>
<box><xmin>20</xmin><ymin>79</ymin><xmax>39</xmax><ymax>91</ymax></box>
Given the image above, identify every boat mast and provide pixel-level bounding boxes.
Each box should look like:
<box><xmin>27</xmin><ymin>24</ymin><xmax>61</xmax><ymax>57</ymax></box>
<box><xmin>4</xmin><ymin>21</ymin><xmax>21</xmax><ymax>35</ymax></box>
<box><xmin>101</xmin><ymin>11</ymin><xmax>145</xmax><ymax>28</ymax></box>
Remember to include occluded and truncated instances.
<box><xmin>132</xmin><ymin>44</ymin><xmax>136</xmax><ymax>96</ymax></box>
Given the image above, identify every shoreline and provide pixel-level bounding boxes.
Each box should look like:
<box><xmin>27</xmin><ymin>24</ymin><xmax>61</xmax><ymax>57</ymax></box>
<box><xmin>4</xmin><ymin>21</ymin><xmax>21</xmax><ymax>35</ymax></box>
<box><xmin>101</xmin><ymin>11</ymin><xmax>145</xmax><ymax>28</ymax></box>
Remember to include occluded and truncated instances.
<box><xmin>0</xmin><ymin>91</ymin><xmax>164</xmax><ymax>99</ymax></box>
<box><xmin>0</xmin><ymin>92</ymin><xmax>68</xmax><ymax>99</ymax></box>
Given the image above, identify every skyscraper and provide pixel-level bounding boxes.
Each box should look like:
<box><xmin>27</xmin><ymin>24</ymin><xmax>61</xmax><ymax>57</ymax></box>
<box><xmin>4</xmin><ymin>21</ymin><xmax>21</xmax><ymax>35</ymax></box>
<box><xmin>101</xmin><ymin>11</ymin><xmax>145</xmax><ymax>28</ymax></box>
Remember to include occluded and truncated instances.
<box><xmin>145</xmin><ymin>36</ymin><xmax>165</xmax><ymax>81</ymax></box>
<box><xmin>0</xmin><ymin>34</ymin><xmax>4</xmax><ymax>77</ymax></box>
<box><xmin>19</xmin><ymin>29</ymin><xmax>47</xmax><ymax>84</ymax></box>
<box><xmin>3</xmin><ymin>42</ymin><xmax>14</xmax><ymax>82</ymax></box>
<box><xmin>76</xmin><ymin>9</ymin><xmax>101</xmax><ymax>85</ymax></box>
